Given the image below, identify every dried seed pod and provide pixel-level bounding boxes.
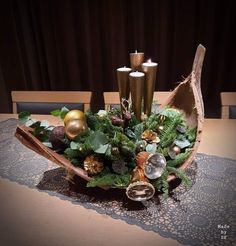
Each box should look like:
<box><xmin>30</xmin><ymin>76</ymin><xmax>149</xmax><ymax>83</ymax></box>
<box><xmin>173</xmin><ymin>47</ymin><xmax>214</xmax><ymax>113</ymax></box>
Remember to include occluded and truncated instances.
<box><xmin>112</xmin><ymin>160</ymin><xmax>128</xmax><ymax>175</ymax></box>
<box><xmin>141</xmin><ymin>129</ymin><xmax>159</xmax><ymax>143</ymax></box>
<box><xmin>84</xmin><ymin>155</ymin><xmax>104</xmax><ymax>175</ymax></box>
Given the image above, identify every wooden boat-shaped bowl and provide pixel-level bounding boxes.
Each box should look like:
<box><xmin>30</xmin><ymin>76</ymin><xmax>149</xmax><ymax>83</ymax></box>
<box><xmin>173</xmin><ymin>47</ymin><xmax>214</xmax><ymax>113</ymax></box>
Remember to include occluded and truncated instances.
<box><xmin>15</xmin><ymin>44</ymin><xmax>206</xmax><ymax>186</ymax></box>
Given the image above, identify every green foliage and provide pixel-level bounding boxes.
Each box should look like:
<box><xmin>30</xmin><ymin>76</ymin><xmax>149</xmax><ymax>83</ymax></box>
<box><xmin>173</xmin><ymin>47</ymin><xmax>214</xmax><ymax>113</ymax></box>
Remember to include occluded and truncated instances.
<box><xmin>134</xmin><ymin>122</ymin><xmax>144</xmax><ymax>140</ymax></box>
<box><xmin>85</xmin><ymin>111</ymin><xmax>99</xmax><ymax>130</ymax></box>
<box><xmin>167</xmin><ymin>150</ymin><xmax>191</xmax><ymax>167</ymax></box>
<box><xmin>157</xmin><ymin>146</ymin><xmax>169</xmax><ymax>157</ymax></box>
<box><xmin>64</xmin><ymin>148</ymin><xmax>80</xmax><ymax>159</ymax></box>
<box><xmin>87</xmin><ymin>169</ymin><xmax>131</xmax><ymax>188</ymax></box>
<box><xmin>111</xmin><ymin>132</ymin><xmax>136</xmax><ymax>158</ymax></box>
<box><xmin>166</xmin><ymin>166</ymin><xmax>191</xmax><ymax>186</ymax></box>
<box><xmin>128</xmin><ymin>114</ymin><xmax>139</xmax><ymax>128</ymax></box>
<box><xmin>50</xmin><ymin>106</ymin><xmax>69</xmax><ymax>120</ymax></box>
<box><xmin>95</xmin><ymin>115</ymin><xmax>123</xmax><ymax>137</ymax></box>
<box><xmin>152</xmin><ymin>170</ymin><xmax>169</xmax><ymax>198</ymax></box>
<box><xmin>18</xmin><ymin>111</ymin><xmax>31</xmax><ymax>123</ymax></box>
<box><xmin>19</xmin><ymin>103</ymin><xmax>197</xmax><ymax>191</ymax></box>
<box><xmin>87</xmin><ymin>131</ymin><xmax>108</xmax><ymax>151</ymax></box>
<box><xmin>50</xmin><ymin>109</ymin><xmax>61</xmax><ymax>117</ymax></box>
<box><xmin>145</xmin><ymin>113</ymin><xmax>159</xmax><ymax>130</ymax></box>
<box><xmin>186</xmin><ymin>127</ymin><xmax>197</xmax><ymax>143</ymax></box>
<box><xmin>160</xmin><ymin>116</ymin><xmax>181</xmax><ymax>148</ymax></box>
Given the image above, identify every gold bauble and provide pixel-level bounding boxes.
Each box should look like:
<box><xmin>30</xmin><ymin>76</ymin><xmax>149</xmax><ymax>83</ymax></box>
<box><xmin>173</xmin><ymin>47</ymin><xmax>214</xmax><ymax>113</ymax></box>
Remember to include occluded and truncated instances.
<box><xmin>157</xmin><ymin>125</ymin><xmax>164</xmax><ymax>133</ymax></box>
<box><xmin>64</xmin><ymin>110</ymin><xmax>85</xmax><ymax>125</ymax></box>
<box><xmin>173</xmin><ymin>145</ymin><xmax>181</xmax><ymax>155</ymax></box>
<box><xmin>65</xmin><ymin>119</ymin><xmax>87</xmax><ymax>140</ymax></box>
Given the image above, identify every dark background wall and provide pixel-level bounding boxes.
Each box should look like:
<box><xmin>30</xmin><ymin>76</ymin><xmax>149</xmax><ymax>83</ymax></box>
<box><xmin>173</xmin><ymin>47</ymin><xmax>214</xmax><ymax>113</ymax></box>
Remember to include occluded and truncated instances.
<box><xmin>0</xmin><ymin>0</ymin><xmax>235</xmax><ymax>117</ymax></box>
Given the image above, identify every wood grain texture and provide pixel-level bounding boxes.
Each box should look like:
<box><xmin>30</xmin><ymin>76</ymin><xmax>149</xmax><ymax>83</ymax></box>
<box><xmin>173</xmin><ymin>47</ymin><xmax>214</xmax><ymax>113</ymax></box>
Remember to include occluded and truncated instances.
<box><xmin>11</xmin><ymin>91</ymin><xmax>92</xmax><ymax>113</ymax></box>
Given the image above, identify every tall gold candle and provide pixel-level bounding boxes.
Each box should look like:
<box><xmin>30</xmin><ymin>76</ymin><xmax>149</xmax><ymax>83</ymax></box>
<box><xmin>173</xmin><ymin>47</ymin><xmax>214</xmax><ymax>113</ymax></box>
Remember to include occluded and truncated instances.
<box><xmin>130</xmin><ymin>50</ymin><xmax>144</xmax><ymax>71</ymax></box>
<box><xmin>129</xmin><ymin>71</ymin><xmax>145</xmax><ymax>121</ymax></box>
<box><xmin>142</xmin><ymin>59</ymin><xmax>158</xmax><ymax>116</ymax></box>
<box><xmin>116</xmin><ymin>67</ymin><xmax>132</xmax><ymax>103</ymax></box>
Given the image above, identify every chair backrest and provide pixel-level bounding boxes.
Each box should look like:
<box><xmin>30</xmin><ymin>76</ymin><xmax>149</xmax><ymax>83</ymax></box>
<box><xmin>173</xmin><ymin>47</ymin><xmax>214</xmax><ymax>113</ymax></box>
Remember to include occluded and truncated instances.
<box><xmin>103</xmin><ymin>91</ymin><xmax>171</xmax><ymax>111</ymax></box>
<box><xmin>11</xmin><ymin>91</ymin><xmax>92</xmax><ymax>114</ymax></box>
<box><xmin>220</xmin><ymin>92</ymin><xmax>236</xmax><ymax>119</ymax></box>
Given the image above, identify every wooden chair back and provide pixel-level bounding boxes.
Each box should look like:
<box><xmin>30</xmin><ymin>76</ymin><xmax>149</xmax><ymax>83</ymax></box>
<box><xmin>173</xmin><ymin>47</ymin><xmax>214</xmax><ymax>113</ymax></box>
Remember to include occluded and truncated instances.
<box><xmin>11</xmin><ymin>91</ymin><xmax>92</xmax><ymax>114</ymax></box>
<box><xmin>220</xmin><ymin>92</ymin><xmax>236</xmax><ymax>119</ymax></box>
<box><xmin>103</xmin><ymin>91</ymin><xmax>171</xmax><ymax>110</ymax></box>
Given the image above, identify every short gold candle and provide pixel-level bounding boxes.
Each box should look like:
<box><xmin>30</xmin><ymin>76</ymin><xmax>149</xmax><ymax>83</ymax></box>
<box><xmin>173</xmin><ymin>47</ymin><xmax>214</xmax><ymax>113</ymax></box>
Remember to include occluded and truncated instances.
<box><xmin>142</xmin><ymin>59</ymin><xmax>158</xmax><ymax>116</ymax></box>
<box><xmin>116</xmin><ymin>67</ymin><xmax>132</xmax><ymax>102</ymax></box>
<box><xmin>130</xmin><ymin>50</ymin><xmax>144</xmax><ymax>71</ymax></box>
<box><xmin>129</xmin><ymin>71</ymin><xmax>145</xmax><ymax>121</ymax></box>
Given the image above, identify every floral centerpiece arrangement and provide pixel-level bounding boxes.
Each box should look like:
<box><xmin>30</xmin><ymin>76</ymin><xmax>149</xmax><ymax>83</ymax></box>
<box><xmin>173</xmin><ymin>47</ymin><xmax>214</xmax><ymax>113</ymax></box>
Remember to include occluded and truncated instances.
<box><xmin>16</xmin><ymin>45</ymin><xmax>205</xmax><ymax>201</ymax></box>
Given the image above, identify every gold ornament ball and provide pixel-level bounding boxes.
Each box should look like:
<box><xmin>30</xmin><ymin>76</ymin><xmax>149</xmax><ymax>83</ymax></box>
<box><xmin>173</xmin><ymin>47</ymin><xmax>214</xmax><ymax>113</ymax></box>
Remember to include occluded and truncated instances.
<box><xmin>157</xmin><ymin>125</ymin><xmax>164</xmax><ymax>133</ymax></box>
<box><xmin>65</xmin><ymin>119</ymin><xmax>88</xmax><ymax>140</ymax></box>
<box><xmin>173</xmin><ymin>145</ymin><xmax>181</xmax><ymax>155</ymax></box>
<box><xmin>64</xmin><ymin>110</ymin><xmax>85</xmax><ymax>125</ymax></box>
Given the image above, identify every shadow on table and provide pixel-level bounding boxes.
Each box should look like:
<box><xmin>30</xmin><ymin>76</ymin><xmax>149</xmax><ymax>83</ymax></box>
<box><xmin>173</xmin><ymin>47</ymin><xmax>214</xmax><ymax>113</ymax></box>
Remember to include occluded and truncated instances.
<box><xmin>36</xmin><ymin>164</ymin><xmax>197</xmax><ymax>210</ymax></box>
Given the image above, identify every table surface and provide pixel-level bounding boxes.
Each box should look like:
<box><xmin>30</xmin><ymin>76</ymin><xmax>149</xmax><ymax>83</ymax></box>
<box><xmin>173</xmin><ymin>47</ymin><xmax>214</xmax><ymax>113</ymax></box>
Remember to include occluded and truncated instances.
<box><xmin>0</xmin><ymin>114</ymin><xmax>236</xmax><ymax>246</ymax></box>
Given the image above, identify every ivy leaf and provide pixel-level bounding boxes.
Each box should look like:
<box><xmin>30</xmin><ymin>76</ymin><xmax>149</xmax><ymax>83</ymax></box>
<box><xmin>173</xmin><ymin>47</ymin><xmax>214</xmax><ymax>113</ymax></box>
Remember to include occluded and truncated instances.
<box><xmin>88</xmin><ymin>131</ymin><xmax>108</xmax><ymax>151</ymax></box>
<box><xmin>174</xmin><ymin>139</ymin><xmax>190</xmax><ymax>149</ymax></box>
<box><xmin>95</xmin><ymin>143</ymin><xmax>109</xmax><ymax>154</ymax></box>
<box><xmin>42</xmin><ymin>142</ymin><xmax>53</xmax><ymax>148</ymax></box>
<box><xmin>33</xmin><ymin>126</ymin><xmax>45</xmax><ymax>136</ymax></box>
<box><xmin>146</xmin><ymin>143</ymin><xmax>157</xmax><ymax>154</ymax></box>
<box><xmin>64</xmin><ymin>148</ymin><xmax>80</xmax><ymax>158</ymax></box>
<box><xmin>125</xmin><ymin>128</ymin><xmax>136</xmax><ymax>140</ymax></box>
<box><xmin>71</xmin><ymin>158</ymin><xmax>80</xmax><ymax>165</ymax></box>
<box><xmin>40</xmin><ymin>120</ymin><xmax>50</xmax><ymax>128</ymax></box>
<box><xmin>60</xmin><ymin>106</ymin><xmax>70</xmax><ymax>120</ymax></box>
<box><xmin>70</xmin><ymin>141</ymin><xmax>81</xmax><ymax>150</ymax></box>
<box><xmin>18</xmin><ymin>111</ymin><xmax>31</xmax><ymax>123</ymax></box>
<box><xmin>25</xmin><ymin>119</ymin><xmax>37</xmax><ymax>127</ymax></box>
<box><xmin>50</xmin><ymin>109</ymin><xmax>61</xmax><ymax>117</ymax></box>
<box><xmin>30</xmin><ymin>121</ymin><xmax>41</xmax><ymax>129</ymax></box>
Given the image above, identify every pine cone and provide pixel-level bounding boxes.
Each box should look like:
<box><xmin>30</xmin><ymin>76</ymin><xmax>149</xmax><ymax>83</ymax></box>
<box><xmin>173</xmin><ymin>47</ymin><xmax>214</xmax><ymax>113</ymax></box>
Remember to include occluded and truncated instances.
<box><xmin>84</xmin><ymin>155</ymin><xmax>104</xmax><ymax>175</ymax></box>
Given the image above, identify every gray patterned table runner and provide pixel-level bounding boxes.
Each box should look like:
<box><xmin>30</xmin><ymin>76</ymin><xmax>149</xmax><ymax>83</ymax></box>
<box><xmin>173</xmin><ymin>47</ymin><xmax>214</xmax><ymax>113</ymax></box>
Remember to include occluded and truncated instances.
<box><xmin>0</xmin><ymin>119</ymin><xmax>235</xmax><ymax>246</ymax></box>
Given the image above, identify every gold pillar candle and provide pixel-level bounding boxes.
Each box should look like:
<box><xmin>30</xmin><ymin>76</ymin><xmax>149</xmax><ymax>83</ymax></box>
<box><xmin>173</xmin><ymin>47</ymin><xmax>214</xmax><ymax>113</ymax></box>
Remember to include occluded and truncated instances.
<box><xmin>116</xmin><ymin>67</ymin><xmax>132</xmax><ymax>103</ymax></box>
<box><xmin>142</xmin><ymin>59</ymin><xmax>158</xmax><ymax>116</ymax></box>
<box><xmin>129</xmin><ymin>71</ymin><xmax>145</xmax><ymax>121</ymax></box>
<box><xmin>130</xmin><ymin>50</ymin><xmax>144</xmax><ymax>71</ymax></box>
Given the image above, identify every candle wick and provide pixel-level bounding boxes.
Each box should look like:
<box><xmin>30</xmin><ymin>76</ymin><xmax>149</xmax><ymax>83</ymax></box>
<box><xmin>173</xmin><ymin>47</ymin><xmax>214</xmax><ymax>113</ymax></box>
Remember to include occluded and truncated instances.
<box><xmin>135</xmin><ymin>50</ymin><xmax>137</xmax><ymax>53</ymax></box>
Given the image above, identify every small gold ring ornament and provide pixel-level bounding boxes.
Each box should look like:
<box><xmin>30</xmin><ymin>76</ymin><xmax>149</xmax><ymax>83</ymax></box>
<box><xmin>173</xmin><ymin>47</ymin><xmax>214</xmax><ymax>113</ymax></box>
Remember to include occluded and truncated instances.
<box><xmin>126</xmin><ymin>181</ymin><xmax>155</xmax><ymax>201</ymax></box>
